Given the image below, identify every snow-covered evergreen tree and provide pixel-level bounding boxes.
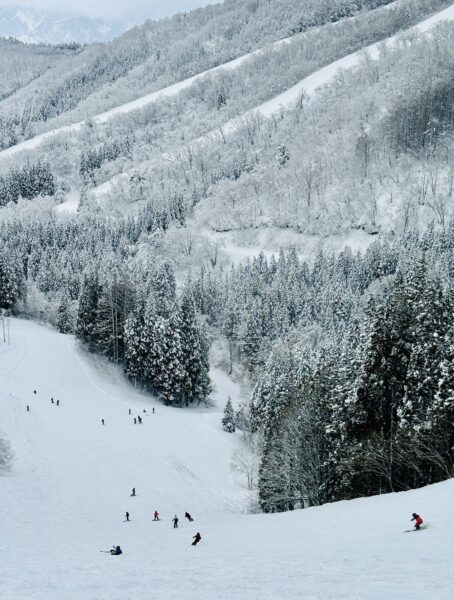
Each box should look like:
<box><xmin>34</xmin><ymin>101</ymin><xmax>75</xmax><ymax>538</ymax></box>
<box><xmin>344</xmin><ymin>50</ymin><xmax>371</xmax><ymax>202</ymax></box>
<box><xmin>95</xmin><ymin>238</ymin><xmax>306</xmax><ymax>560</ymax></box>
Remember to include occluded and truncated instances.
<box><xmin>222</xmin><ymin>397</ymin><xmax>236</xmax><ymax>433</ymax></box>
<box><xmin>178</xmin><ymin>291</ymin><xmax>210</xmax><ymax>405</ymax></box>
<box><xmin>0</xmin><ymin>250</ymin><xmax>19</xmax><ymax>310</ymax></box>
<box><xmin>57</xmin><ymin>293</ymin><xmax>72</xmax><ymax>334</ymax></box>
<box><xmin>75</xmin><ymin>273</ymin><xmax>100</xmax><ymax>352</ymax></box>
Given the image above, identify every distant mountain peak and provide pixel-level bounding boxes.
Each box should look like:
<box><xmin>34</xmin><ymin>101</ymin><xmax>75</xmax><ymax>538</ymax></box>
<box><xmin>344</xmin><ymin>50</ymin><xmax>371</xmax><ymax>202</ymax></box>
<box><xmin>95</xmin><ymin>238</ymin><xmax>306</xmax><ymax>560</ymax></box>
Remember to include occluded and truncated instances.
<box><xmin>0</xmin><ymin>5</ymin><xmax>127</xmax><ymax>44</ymax></box>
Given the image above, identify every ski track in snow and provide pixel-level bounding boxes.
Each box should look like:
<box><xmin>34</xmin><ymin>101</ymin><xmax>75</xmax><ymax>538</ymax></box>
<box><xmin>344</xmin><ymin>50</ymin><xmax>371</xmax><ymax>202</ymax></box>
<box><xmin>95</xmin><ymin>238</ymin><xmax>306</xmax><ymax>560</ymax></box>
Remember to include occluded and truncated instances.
<box><xmin>1</xmin><ymin>319</ymin><xmax>454</xmax><ymax>600</ymax></box>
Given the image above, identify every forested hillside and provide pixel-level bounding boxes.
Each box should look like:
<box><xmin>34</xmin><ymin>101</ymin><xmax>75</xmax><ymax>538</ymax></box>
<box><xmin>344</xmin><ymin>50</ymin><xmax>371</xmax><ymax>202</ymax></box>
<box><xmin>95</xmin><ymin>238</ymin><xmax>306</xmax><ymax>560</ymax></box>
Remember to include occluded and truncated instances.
<box><xmin>0</xmin><ymin>0</ymin><xmax>400</xmax><ymax>147</ymax></box>
<box><xmin>0</xmin><ymin>0</ymin><xmax>453</xmax><ymax>514</ymax></box>
<box><xmin>0</xmin><ymin>37</ymin><xmax>80</xmax><ymax>102</ymax></box>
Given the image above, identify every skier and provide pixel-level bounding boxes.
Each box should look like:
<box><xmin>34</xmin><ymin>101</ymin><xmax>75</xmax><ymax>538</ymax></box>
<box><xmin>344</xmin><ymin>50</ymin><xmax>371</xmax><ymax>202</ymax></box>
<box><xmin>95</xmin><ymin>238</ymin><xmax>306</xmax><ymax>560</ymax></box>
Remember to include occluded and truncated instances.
<box><xmin>51</xmin><ymin>398</ymin><xmax>54</xmax><ymax>404</ymax></box>
<box><xmin>143</xmin><ymin>409</ymin><xmax>147</xmax><ymax>413</ymax></box>
<box><xmin>172</xmin><ymin>515</ymin><xmax>179</xmax><ymax>528</ymax></box>
<box><xmin>56</xmin><ymin>400</ymin><xmax>60</xmax><ymax>406</ymax></box>
<box><xmin>192</xmin><ymin>532</ymin><xmax>202</xmax><ymax>546</ymax></box>
<box><xmin>152</xmin><ymin>408</ymin><xmax>155</xmax><ymax>414</ymax></box>
<box><xmin>110</xmin><ymin>545</ymin><xmax>123</xmax><ymax>555</ymax></box>
<box><xmin>102</xmin><ymin>419</ymin><xmax>105</xmax><ymax>426</ymax></box>
<box><xmin>26</xmin><ymin>405</ymin><xmax>30</xmax><ymax>412</ymax></box>
<box><xmin>131</xmin><ymin>488</ymin><xmax>136</xmax><ymax>497</ymax></box>
<box><xmin>129</xmin><ymin>409</ymin><xmax>131</xmax><ymax>415</ymax></box>
<box><xmin>138</xmin><ymin>415</ymin><xmax>142</xmax><ymax>424</ymax></box>
<box><xmin>125</xmin><ymin>512</ymin><xmax>130</xmax><ymax>522</ymax></box>
<box><xmin>134</xmin><ymin>418</ymin><xmax>137</xmax><ymax>425</ymax></box>
<box><xmin>33</xmin><ymin>390</ymin><xmax>37</xmax><ymax>395</ymax></box>
<box><xmin>153</xmin><ymin>510</ymin><xmax>160</xmax><ymax>521</ymax></box>
<box><xmin>185</xmin><ymin>512</ymin><xmax>194</xmax><ymax>522</ymax></box>
<box><xmin>411</xmin><ymin>513</ymin><xmax>424</xmax><ymax>530</ymax></box>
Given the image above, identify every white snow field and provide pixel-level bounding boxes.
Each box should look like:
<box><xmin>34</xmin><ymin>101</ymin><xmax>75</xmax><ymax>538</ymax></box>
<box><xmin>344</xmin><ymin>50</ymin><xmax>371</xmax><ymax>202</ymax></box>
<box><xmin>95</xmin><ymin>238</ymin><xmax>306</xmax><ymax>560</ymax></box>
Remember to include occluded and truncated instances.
<box><xmin>1</xmin><ymin>319</ymin><xmax>454</xmax><ymax>600</ymax></box>
<box><xmin>2</xmin><ymin>2</ymin><xmax>453</xmax><ymax>163</ymax></box>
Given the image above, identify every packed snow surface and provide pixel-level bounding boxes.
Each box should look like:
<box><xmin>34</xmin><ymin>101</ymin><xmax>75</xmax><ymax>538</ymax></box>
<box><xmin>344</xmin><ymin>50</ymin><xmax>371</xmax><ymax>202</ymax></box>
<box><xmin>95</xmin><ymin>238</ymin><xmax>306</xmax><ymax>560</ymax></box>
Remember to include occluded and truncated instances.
<box><xmin>2</xmin><ymin>2</ymin><xmax>453</xmax><ymax>162</ymax></box>
<box><xmin>1</xmin><ymin>319</ymin><xmax>454</xmax><ymax>600</ymax></box>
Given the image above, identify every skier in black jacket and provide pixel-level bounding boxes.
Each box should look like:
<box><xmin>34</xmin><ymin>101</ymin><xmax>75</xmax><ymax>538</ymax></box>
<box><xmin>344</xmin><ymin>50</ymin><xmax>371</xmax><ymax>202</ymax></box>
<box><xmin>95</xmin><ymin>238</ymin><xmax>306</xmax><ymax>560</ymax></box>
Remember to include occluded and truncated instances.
<box><xmin>192</xmin><ymin>533</ymin><xmax>202</xmax><ymax>546</ymax></box>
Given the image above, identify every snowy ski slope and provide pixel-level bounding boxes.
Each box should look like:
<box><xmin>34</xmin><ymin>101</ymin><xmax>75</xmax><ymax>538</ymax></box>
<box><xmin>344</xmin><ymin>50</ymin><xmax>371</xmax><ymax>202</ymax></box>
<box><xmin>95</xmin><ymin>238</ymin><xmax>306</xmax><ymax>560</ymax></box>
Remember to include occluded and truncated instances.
<box><xmin>1</xmin><ymin>319</ymin><xmax>454</xmax><ymax>600</ymax></box>
<box><xmin>2</xmin><ymin>2</ymin><xmax>453</xmax><ymax>162</ymax></box>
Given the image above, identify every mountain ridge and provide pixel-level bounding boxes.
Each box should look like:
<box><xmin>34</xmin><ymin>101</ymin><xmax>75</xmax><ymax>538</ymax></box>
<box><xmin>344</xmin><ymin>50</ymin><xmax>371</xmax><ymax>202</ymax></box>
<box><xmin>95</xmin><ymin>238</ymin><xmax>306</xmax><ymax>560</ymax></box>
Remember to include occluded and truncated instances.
<box><xmin>0</xmin><ymin>5</ymin><xmax>127</xmax><ymax>43</ymax></box>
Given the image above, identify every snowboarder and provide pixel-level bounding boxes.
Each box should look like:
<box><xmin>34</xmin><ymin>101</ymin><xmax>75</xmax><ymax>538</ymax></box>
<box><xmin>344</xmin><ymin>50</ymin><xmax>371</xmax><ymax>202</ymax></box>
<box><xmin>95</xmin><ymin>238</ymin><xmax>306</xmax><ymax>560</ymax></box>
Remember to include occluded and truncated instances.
<box><xmin>411</xmin><ymin>513</ymin><xmax>423</xmax><ymax>530</ymax></box>
<box><xmin>172</xmin><ymin>515</ymin><xmax>179</xmax><ymax>528</ymax></box>
<box><xmin>110</xmin><ymin>545</ymin><xmax>122</xmax><ymax>555</ymax></box>
<box><xmin>192</xmin><ymin>532</ymin><xmax>202</xmax><ymax>546</ymax></box>
<box><xmin>26</xmin><ymin>405</ymin><xmax>30</xmax><ymax>412</ymax></box>
<box><xmin>56</xmin><ymin>400</ymin><xmax>60</xmax><ymax>406</ymax></box>
<box><xmin>153</xmin><ymin>510</ymin><xmax>160</xmax><ymax>521</ymax></box>
<box><xmin>134</xmin><ymin>418</ymin><xmax>137</xmax><ymax>425</ymax></box>
<box><xmin>137</xmin><ymin>415</ymin><xmax>142</xmax><ymax>424</ymax></box>
<box><xmin>125</xmin><ymin>512</ymin><xmax>130</xmax><ymax>522</ymax></box>
<box><xmin>131</xmin><ymin>488</ymin><xmax>136</xmax><ymax>497</ymax></box>
<box><xmin>185</xmin><ymin>512</ymin><xmax>194</xmax><ymax>522</ymax></box>
<box><xmin>51</xmin><ymin>398</ymin><xmax>54</xmax><ymax>404</ymax></box>
<box><xmin>102</xmin><ymin>419</ymin><xmax>105</xmax><ymax>426</ymax></box>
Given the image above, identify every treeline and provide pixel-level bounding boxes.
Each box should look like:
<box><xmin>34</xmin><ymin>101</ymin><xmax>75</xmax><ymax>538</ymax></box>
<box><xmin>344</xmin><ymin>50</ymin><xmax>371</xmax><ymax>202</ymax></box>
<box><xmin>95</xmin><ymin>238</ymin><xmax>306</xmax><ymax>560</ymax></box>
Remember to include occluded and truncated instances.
<box><xmin>0</xmin><ymin>161</ymin><xmax>54</xmax><ymax>206</ymax></box>
<box><xmin>0</xmin><ymin>214</ymin><xmax>209</xmax><ymax>406</ymax></box>
<box><xmin>253</xmin><ymin>262</ymin><xmax>454</xmax><ymax>510</ymax></box>
<box><xmin>189</xmin><ymin>228</ymin><xmax>454</xmax><ymax>509</ymax></box>
<box><xmin>73</xmin><ymin>267</ymin><xmax>210</xmax><ymax>406</ymax></box>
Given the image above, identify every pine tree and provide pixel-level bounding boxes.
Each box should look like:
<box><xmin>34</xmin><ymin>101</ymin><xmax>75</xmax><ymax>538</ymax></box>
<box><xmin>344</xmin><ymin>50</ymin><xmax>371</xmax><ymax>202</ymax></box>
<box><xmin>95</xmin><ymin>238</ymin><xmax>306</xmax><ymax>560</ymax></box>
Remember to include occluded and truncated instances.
<box><xmin>178</xmin><ymin>292</ymin><xmax>210</xmax><ymax>405</ymax></box>
<box><xmin>222</xmin><ymin>397</ymin><xmax>236</xmax><ymax>433</ymax></box>
<box><xmin>93</xmin><ymin>276</ymin><xmax>132</xmax><ymax>363</ymax></box>
<box><xmin>75</xmin><ymin>273</ymin><xmax>100</xmax><ymax>352</ymax></box>
<box><xmin>151</xmin><ymin>315</ymin><xmax>184</xmax><ymax>405</ymax></box>
<box><xmin>243</xmin><ymin>301</ymin><xmax>263</xmax><ymax>371</ymax></box>
<box><xmin>0</xmin><ymin>250</ymin><xmax>19</xmax><ymax>310</ymax></box>
<box><xmin>57</xmin><ymin>293</ymin><xmax>72</xmax><ymax>334</ymax></box>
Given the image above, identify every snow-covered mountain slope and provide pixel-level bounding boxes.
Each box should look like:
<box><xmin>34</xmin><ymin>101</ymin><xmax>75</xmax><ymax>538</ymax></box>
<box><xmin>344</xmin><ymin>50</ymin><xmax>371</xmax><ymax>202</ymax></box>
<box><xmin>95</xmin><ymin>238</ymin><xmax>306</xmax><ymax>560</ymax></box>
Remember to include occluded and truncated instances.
<box><xmin>2</xmin><ymin>2</ymin><xmax>453</xmax><ymax>164</ymax></box>
<box><xmin>0</xmin><ymin>24</ymin><xmax>310</xmax><ymax>159</ymax></box>
<box><xmin>88</xmin><ymin>2</ymin><xmax>454</xmax><ymax>205</ymax></box>
<box><xmin>0</xmin><ymin>6</ymin><xmax>126</xmax><ymax>44</ymax></box>
<box><xmin>1</xmin><ymin>319</ymin><xmax>453</xmax><ymax>600</ymax></box>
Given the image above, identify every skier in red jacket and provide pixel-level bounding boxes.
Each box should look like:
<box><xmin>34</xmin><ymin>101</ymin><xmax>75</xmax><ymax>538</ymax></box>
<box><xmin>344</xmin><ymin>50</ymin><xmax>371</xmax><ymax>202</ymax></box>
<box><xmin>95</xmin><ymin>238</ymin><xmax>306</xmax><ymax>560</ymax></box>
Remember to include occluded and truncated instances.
<box><xmin>411</xmin><ymin>513</ymin><xmax>423</xmax><ymax>530</ymax></box>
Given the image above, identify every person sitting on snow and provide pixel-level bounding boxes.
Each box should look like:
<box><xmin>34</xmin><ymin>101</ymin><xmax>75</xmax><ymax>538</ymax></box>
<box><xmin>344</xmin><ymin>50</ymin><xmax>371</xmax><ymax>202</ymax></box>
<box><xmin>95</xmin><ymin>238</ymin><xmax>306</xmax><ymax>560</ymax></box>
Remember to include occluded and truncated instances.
<box><xmin>110</xmin><ymin>545</ymin><xmax>123</xmax><ymax>555</ymax></box>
